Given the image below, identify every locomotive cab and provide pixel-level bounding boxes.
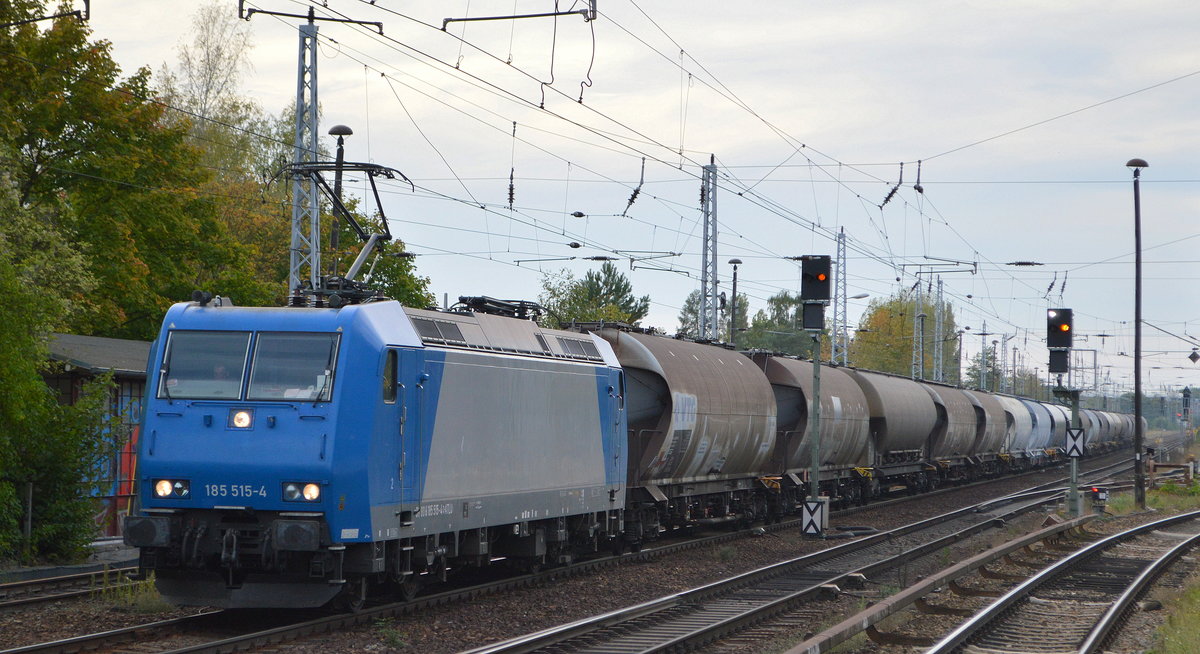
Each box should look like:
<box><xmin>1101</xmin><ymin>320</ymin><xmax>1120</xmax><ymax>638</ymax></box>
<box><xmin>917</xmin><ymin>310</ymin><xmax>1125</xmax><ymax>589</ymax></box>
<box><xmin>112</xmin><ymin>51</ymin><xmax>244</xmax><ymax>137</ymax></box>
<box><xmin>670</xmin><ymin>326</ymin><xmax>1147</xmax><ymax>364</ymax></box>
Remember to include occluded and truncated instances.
<box><xmin>125</xmin><ymin>300</ymin><xmax>403</xmax><ymax>608</ymax></box>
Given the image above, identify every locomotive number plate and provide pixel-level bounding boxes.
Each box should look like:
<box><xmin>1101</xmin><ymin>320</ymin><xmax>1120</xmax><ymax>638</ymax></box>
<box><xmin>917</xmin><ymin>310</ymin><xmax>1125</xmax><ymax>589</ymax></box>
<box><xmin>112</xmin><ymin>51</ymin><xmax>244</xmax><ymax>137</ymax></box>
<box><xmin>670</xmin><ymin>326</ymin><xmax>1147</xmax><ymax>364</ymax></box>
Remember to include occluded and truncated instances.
<box><xmin>206</xmin><ymin>484</ymin><xmax>268</xmax><ymax>498</ymax></box>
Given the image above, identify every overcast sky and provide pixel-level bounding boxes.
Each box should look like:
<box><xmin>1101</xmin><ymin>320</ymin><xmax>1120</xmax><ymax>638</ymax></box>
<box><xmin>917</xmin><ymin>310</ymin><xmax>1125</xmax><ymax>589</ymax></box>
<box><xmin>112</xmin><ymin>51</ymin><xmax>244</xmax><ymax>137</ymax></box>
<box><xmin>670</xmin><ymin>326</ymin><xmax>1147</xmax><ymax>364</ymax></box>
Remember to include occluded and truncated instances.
<box><xmin>83</xmin><ymin>0</ymin><xmax>1200</xmax><ymax>397</ymax></box>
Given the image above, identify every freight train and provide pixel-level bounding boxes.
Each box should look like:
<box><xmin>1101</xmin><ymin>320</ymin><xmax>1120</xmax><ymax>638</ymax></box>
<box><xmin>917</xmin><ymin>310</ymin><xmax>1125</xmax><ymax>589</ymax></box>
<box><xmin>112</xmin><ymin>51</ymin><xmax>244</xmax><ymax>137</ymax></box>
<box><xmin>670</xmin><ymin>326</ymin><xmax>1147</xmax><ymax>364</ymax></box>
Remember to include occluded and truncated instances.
<box><xmin>124</xmin><ymin>295</ymin><xmax>1148</xmax><ymax>609</ymax></box>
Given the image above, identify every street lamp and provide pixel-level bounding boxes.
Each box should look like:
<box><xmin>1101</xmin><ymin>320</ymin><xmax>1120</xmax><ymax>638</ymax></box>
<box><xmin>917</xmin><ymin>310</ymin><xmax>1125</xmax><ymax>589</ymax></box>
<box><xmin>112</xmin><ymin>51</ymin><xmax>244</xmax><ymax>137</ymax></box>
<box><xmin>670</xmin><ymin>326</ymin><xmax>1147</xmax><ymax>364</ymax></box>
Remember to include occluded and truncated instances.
<box><xmin>991</xmin><ymin>339</ymin><xmax>999</xmax><ymax>391</ymax></box>
<box><xmin>728</xmin><ymin>258</ymin><xmax>743</xmax><ymax>348</ymax></box>
<box><xmin>328</xmin><ymin>124</ymin><xmax>353</xmax><ymax>250</ymax></box>
<box><xmin>916</xmin><ymin>312</ymin><xmax>928</xmax><ymax>379</ymax></box>
<box><xmin>1128</xmin><ymin>157</ymin><xmax>1148</xmax><ymax>509</ymax></box>
<box><xmin>956</xmin><ymin>329</ymin><xmax>967</xmax><ymax>386</ymax></box>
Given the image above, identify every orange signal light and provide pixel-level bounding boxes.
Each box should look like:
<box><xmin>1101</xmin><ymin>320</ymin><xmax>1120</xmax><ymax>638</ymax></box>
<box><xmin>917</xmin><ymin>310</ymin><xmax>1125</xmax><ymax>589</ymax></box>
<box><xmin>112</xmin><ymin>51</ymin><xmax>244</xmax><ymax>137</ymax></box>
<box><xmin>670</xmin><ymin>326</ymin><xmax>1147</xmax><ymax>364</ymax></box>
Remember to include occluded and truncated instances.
<box><xmin>1059</xmin><ymin>324</ymin><xmax>1070</xmax><ymax>332</ymax></box>
<box><xmin>817</xmin><ymin>273</ymin><xmax>827</xmax><ymax>281</ymax></box>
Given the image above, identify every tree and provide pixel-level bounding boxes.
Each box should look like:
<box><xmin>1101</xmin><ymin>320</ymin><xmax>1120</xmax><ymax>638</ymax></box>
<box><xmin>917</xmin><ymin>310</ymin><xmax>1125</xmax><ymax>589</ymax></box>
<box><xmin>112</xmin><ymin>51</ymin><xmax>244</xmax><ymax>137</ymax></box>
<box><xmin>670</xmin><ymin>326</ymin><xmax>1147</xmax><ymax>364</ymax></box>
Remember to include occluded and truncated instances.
<box><xmin>676</xmin><ymin>289</ymin><xmax>748</xmax><ymax>341</ymax></box>
<box><xmin>161</xmin><ymin>1</ymin><xmax>255</xmax><ymax>123</ymax></box>
<box><xmin>677</xmin><ymin>289</ymin><xmax>702</xmax><ymax>338</ymax></box>
<box><xmin>330</xmin><ymin>206</ymin><xmax>434</xmax><ymax>308</ymax></box>
<box><xmin>847</xmin><ymin>290</ymin><xmax>959</xmax><ymax>378</ymax></box>
<box><xmin>737</xmin><ymin>291</ymin><xmax>824</xmax><ymax>357</ymax></box>
<box><xmin>0</xmin><ymin>175</ymin><xmax>116</xmax><ymax>563</ymax></box>
<box><xmin>538</xmin><ymin>262</ymin><xmax>651</xmax><ymax>327</ymax></box>
<box><xmin>963</xmin><ymin>349</ymin><xmax>1004</xmax><ymax>392</ymax></box>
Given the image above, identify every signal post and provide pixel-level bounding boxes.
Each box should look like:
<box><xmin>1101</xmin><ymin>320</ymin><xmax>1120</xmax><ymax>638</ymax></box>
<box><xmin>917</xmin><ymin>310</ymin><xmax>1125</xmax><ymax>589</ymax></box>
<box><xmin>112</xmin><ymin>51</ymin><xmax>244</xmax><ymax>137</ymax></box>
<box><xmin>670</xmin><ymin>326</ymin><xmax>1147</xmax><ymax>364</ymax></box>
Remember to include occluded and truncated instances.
<box><xmin>799</xmin><ymin>255</ymin><xmax>831</xmax><ymax>537</ymax></box>
<box><xmin>1048</xmin><ymin>308</ymin><xmax>1083</xmax><ymax>517</ymax></box>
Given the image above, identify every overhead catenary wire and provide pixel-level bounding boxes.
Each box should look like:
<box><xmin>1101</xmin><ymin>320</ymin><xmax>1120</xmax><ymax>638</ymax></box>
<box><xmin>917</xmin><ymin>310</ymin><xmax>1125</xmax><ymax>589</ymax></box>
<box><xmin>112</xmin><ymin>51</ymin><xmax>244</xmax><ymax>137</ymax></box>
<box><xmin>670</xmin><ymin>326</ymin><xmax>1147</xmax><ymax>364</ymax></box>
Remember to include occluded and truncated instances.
<box><xmin>14</xmin><ymin>2</ymin><xmax>1194</xmax><ymax>372</ymax></box>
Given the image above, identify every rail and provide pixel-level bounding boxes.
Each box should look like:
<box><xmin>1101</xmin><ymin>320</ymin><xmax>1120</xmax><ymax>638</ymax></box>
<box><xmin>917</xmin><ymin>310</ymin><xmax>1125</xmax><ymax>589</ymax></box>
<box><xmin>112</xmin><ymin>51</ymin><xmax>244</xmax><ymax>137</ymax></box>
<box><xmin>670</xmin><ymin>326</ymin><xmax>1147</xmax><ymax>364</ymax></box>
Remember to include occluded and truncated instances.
<box><xmin>927</xmin><ymin>509</ymin><xmax>1200</xmax><ymax>653</ymax></box>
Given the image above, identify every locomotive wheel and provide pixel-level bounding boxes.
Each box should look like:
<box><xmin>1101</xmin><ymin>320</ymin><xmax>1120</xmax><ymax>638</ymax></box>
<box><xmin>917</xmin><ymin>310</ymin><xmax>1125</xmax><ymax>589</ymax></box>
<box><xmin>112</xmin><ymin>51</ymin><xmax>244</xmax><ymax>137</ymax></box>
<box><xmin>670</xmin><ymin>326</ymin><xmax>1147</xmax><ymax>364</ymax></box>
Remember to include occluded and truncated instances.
<box><xmin>339</xmin><ymin>577</ymin><xmax>368</xmax><ymax>613</ymax></box>
<box><xmin>399</xmin><ymin>575</ymin><xmax>420</xmax><ymax>602</ymax></box>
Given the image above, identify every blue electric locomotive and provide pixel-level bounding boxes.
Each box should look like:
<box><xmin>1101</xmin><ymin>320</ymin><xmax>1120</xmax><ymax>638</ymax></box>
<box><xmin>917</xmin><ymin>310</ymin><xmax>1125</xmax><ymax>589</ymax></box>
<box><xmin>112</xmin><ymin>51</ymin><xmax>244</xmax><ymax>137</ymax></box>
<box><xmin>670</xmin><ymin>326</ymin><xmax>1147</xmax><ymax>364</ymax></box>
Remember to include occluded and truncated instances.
<box><xmin>124</xmin><ymin>297</ymin><xmax>627</xmax><ymax>608</ymax></box>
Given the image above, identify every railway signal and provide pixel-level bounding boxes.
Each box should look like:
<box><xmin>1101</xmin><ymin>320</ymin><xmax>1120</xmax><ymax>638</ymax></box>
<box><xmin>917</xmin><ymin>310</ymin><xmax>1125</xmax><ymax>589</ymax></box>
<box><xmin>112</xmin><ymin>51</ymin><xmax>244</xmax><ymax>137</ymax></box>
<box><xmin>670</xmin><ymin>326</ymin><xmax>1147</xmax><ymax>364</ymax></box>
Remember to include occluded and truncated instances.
<box><xmin>1047</xmin><ymin>308</ymin><xmax>1072</xmax><ymax>374</ymax></box>
<box><xmin>800</xmin><ymin>255</ymin><xmax>832</xmax><ymax>301</ymax></box>
<box><xmin>1089</xmin><ymin>486</ymin><xmax>1108</xmax><ymax>513</ymax></box>
<box><xmin>1047</xmin><ymin>308</ymin><xmax>1073</xmax><ymax>348</ymax></box>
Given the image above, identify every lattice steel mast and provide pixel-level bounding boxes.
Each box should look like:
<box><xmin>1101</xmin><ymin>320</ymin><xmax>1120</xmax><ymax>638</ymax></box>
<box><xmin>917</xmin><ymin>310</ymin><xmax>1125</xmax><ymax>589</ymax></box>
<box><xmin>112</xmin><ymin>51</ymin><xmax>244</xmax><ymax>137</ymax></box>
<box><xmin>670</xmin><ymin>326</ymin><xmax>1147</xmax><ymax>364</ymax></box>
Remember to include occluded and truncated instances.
<box><xmin>832</xmin><ymin>228</ymin><xmax>849</xmax><ymax>365</ymax></box>
<box><xmin>699</xmin><ymin>158</ymin><xmax>719</xmax><ymax>340</ymax></box>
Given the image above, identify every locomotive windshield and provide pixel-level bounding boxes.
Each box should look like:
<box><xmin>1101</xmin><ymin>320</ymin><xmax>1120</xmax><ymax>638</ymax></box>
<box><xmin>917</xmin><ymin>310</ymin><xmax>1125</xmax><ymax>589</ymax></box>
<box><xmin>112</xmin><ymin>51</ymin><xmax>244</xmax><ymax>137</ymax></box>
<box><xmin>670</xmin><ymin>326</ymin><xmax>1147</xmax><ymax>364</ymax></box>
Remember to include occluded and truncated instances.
<box><xmin>158</xmin><ymin>331</ymin><xmax>251</xmax><ymax>399</ymax></box>
<box><xmin>246</xmin><ymin>332</ymin><xmax>339</xmax><ymax>402</ymax></box>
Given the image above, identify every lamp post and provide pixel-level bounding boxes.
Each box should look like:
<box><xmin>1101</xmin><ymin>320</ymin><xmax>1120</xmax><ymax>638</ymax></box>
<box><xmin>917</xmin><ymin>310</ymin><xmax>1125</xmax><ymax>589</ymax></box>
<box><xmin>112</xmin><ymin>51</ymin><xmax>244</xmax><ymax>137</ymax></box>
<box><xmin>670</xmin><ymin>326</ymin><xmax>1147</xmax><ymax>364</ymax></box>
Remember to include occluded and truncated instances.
<box><xmin>328</xmin><ymin>124</ymin><xmax>353</xmax><ymax>251</ymax></box>
<box><xmin>991</xmin><ymin>339</ymin><xmax>998</xmax><ymax>390</ymax></box>
<box><xmin>916</xmin><ymin>312</ymin><xmax>928</xmax><ymax>379</ymax></box>
<box><xmin>728</xmin><ymin>258</ymin><xmax>742</xmax><ymax>348</ymax></box>
<box><xmin>956</xmin><ymin>330</ymin><xmax>966</xmax><ymax>386</ymax></box>
<box><xmin>1128</xmin><ymin>157</ymin><xmax>1148</xmax><ymax>509</ymax></box>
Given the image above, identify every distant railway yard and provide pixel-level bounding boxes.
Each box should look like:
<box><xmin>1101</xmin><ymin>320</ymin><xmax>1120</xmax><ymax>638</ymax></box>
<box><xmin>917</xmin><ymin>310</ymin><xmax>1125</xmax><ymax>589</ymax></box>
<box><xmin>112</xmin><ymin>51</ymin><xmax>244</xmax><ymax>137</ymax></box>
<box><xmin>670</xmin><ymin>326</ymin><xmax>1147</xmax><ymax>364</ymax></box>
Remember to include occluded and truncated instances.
<box><xmin>4</xmin><ymin>449</ymin><xmax>1200</xmax><ymax>654</ymax></box>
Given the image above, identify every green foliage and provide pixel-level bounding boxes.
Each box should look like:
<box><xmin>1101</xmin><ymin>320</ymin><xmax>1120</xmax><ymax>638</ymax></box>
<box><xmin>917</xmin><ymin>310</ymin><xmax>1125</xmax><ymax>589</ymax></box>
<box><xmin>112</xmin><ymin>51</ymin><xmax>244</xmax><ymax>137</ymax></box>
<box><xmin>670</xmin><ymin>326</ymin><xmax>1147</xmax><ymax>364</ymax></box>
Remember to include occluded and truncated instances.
<box><xmin>676</xmin><ymin>288</ymin><xmax>748</xmax><ymax>341</ymax></box>
<box><xmin>736</xmin><ymin>291</ymin><xmax>826</xmax><ymax>357</ymax></box>
<box><xmin>330</xmin><ymin>206</ymin><xmax>434</xmax><ymax>308</ymax></box>
<box><xmin>0</xmin><ymin>179</ymin><xmax>119</xmax><ymax>563</ymax></box>
<box><xmin>0</xmin><ymin>2</ymin><xmax>439</xmax><ymax>562</ymax></box>
<box><xmin>374</xmin><ymin>617</ymin><xmax>408</xmax><ymax>648</ymax></box>
<box><xmin>28</xmin><ymin>375</ymin><xmax>121</xmax><ymax>561</ymax></box>
<box><xmin>847</xmin><ymin>290</ymin><xmax>958</xmax><ymax>377</ymax></box>
<box><xmin>1150</xmin><ymin>574</ymin><xmax>1200</xmax><ymax>654</ymax></box>
<box><xmin>2</xmin><ymin>2</ymin><xmax>432</xmax><ymax>338</ymax></box>
<box><xmin>715</xmin><ymin>545</ymin><xmax>737</xmax><ymax>563</ymax></box>
<box><xmin>538</xmin><ymin>262</ymin><xmax>651</xmax><ymax>327</ymax></box>
<box><xmin>1155</xmin><ymin>481</ymin><xmax>1200</xmax><ymax>497</ymax></box>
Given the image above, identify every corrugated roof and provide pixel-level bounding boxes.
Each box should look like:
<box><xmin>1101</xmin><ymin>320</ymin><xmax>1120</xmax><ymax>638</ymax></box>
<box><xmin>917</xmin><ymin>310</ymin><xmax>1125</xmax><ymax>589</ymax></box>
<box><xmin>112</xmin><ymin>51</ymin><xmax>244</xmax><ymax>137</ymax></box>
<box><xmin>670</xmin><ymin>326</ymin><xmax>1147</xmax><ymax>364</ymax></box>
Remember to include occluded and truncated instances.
<box><xmin>48</xmin><ymin>333</ymin><xmax>151</xmax><ymax>377</ymax></box>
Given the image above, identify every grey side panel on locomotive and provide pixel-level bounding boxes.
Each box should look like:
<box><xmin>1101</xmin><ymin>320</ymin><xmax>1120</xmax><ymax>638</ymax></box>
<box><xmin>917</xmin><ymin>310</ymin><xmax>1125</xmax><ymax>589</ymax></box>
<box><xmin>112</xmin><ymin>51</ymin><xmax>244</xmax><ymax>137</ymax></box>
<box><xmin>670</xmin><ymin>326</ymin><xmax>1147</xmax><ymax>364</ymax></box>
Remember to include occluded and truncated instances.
<box><xmin>402</xmin><ymin>308</ymin><xmax>626</xmax><ymax>537</ymax></box>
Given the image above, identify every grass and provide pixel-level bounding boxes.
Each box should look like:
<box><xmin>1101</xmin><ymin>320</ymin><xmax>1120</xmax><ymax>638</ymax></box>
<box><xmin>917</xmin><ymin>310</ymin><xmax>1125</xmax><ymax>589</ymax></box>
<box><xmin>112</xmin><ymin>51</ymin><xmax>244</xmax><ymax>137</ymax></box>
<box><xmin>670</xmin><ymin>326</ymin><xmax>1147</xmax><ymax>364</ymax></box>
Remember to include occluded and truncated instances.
<box><xmin>1086</xmin><ymin>473</ymin><xmax>1200</xmax><ymax>653</ymax></box>
<box><xmin>374</xmin><ymin>617</ymin><xmax>407</xmax><ymax>648</ymax></box>
<box><xmin>1094</xmin><ymin>478</ymin><xmax>1200</xmax><ymax>517</ymax></box>
<box><xmin>1148</xmin><ymin>577</ymin><xmax>1200</xmax><ymax>653</ymax></box>
<box><xmin>96</xmin><ymin>570</ymin><xmax>175</xmax><ymax>613</ymax></box>
<box><xmin>715</xmin><ymin>545</ymin><xmax>738</xmax><ymax>563</ymax></box>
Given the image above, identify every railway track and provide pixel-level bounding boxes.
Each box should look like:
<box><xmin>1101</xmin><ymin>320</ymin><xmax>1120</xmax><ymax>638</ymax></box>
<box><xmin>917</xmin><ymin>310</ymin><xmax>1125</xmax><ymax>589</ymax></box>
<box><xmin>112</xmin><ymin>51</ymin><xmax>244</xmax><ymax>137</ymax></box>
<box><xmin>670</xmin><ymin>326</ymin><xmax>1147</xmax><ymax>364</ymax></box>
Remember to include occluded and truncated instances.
<box><xmin>0</xmin><ymin>455</ymin><xmax>1135</xmax><ymax>654</ymax></box>
<box><xmin>461</xmin><ymin>477</ymin><xmax>1105</xmax><ymax>654</ymax></box>
<box><xmin>926</xmin><ymin>510</ymin><xmax>1200</xmax><ymax>654</ymax></box>
<box><xmin>0</xmin><ymin>566</ymin><xmax>139</xmax><ymax>612</ymax></box>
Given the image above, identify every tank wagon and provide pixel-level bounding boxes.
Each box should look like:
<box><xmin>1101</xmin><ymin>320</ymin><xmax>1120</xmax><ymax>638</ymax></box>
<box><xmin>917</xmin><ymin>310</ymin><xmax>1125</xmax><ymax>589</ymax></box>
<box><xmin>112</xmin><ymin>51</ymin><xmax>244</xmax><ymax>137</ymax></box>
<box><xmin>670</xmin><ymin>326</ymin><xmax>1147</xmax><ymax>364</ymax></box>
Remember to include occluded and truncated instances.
<box><xmin>125</xmin><ymin>299</ymin><xmax>1137</xmax><ymax>608</ymax></box>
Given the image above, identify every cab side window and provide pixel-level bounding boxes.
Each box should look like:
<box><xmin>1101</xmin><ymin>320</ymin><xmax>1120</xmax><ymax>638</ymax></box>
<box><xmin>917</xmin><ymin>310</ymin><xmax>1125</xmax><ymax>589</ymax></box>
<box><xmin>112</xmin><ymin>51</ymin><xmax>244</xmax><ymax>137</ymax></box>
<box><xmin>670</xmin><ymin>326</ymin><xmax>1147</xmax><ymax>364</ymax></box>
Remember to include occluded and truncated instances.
<box><xmin>383</xmin><ymin>350</ymin><xmax>397</xmax><ymax>404</ymax></box>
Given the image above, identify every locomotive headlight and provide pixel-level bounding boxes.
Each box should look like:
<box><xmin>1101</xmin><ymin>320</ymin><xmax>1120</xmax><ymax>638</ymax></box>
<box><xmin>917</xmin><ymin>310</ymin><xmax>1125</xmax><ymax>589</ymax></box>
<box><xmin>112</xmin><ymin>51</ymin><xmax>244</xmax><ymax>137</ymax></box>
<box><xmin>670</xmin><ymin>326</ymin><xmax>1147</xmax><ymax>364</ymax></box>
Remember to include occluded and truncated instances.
<box><xmin>283</xmin><ymin>482</ymin><xmax>321</xmax><ymax>502</ymax></box>
<box><xmin>229</xmin><ymin>409</ymin><xmax>254</xmax><ymax>429</ymax></box>
<box><xmin>153</xmin><ymin>479</ymin><xmax>189</xmax><ymax>498</ymax></box>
